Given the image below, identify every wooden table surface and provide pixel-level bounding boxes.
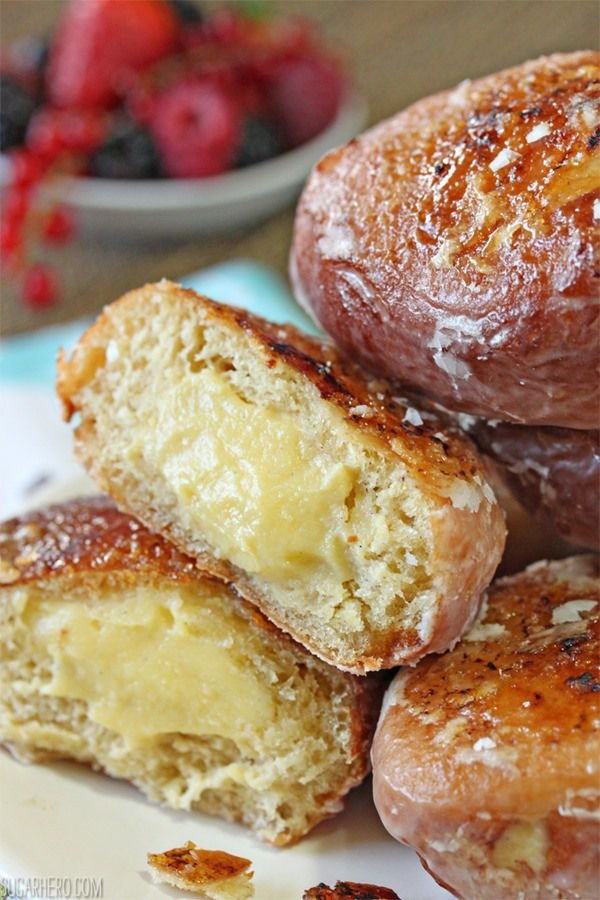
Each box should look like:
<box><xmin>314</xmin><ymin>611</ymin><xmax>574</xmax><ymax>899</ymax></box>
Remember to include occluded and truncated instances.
<box><xmin>2</xmin><ymin>0</ymin><xmax>598</xmax><ymax>335</ymax></box>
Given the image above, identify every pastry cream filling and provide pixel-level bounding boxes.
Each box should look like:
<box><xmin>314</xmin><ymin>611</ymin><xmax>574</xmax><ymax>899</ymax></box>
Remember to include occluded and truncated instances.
<box><xmin>23</xmin><ymin>586</ymin><xmax>277</xmax><ymax>750</ymax></box>
<box><xmin>492</xmin><ymin>820</ymin><xmax>548</xmax><ymax>874</ymax></box>
<box><xmin>147</xmin><ymin>368</ymin><xmax>356</xmax><ymax>583</ymax></box>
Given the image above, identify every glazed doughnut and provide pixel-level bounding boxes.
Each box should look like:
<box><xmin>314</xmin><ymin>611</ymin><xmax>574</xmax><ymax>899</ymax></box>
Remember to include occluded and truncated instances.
<box><xmin>480</xmin><ymin>455</ymin><xmax>575</xmax><ymax>575</ymax></box>
<box><xmin>372</xmin><ymin>556</ymin><xmax>600</xmax><ymax>900</ymax></box>
<box><xmin>291</xmin><ymin>51</ymin><xmax>600</xmax><ymax>429</ymax></box>
<box><xmin>471</xmin><ymin>421</ymin><xmax>600</xmax><ymax>550</ymax></box>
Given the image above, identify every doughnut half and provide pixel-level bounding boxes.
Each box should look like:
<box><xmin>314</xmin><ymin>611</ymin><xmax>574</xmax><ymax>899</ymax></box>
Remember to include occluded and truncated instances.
<box><xmin>56</xmin><ymin>281</ymin><xmax>505</xmax><ymax>673</ymax></box>
<box><xmin>0</xmin><ymin>498</ymin><xmax>381</xmax><ymax>846</ymax></box>
<box><xmin>372</xmin><ymin>556</ymin><xmax>600</xmax><ymax>899</ymax></box>
<box><xmin>291</xmin><ymin>51</ymin><xmax>600</xmax><ymax>428</ymax></box>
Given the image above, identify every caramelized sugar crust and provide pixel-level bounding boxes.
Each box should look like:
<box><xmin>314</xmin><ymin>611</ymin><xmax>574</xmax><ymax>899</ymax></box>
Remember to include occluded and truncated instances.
<box><xmin>292</xmin><ymin>52</ymin><xmax>600</xmax><ymax>428</ymax></box>
<box><xmin>372</xmin><ymin>556</ymin><xmax>599</xmax><ymax>899</ymax></box>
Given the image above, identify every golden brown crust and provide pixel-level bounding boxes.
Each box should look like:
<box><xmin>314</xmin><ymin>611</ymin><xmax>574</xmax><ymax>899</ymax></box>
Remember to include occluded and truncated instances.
<box><xmin>302</xmin><ymin>882</ymin><xmax>400</xmax><ymax>900</ymax></box>
<box><xmin>57</xmin><ymin>281</ymin><xmax>492</xmax><ymax>499</ymax></box>
<box><xmin>470</xmin><ymin>422</ymin><xmax>600</xmax><ymax>550</ymax></box>
<box><xmin>0</xmin><ymin>495</ymin><xmax>198</xmax><ymax>587</ymax></box>
<box><xmin>291</xmin><ymin>51</ymin><xmax>600</xmax><ymax>429</ymax></box>
<box><xmin>147</xmin><ymin>841</ymin><xmax>252</xmax><ymax>887</ymax></box>
<box><xmin>372</xmin><ymin>556</ymin><xmax>600</xmax><ymax>899</ymax></box>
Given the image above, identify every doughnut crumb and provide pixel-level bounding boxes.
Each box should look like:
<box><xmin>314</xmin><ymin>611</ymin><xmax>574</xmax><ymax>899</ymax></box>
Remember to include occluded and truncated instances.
<box><xmin>147</xmin><ymin>841</ymin><xmax>254</xmax><ymax>898</ymax></box>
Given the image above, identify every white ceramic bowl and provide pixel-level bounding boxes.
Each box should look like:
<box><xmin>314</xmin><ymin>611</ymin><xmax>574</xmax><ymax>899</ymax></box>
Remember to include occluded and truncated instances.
<box><xmin>5</xmin><ymin>92</ymin><xmax>366</xmax><ymax>239</ymax></box>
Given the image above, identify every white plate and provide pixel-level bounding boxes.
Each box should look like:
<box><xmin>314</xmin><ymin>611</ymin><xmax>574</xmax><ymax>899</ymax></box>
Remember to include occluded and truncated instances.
<box><xmin>0</xmin><ymin>752</ymin><xmax>450</xmax><ymax>900</ymax></box>
<box><xmin>0</xmin><ymin>93</ymin><xmax>367</xmax><ymax>239</ymax></box>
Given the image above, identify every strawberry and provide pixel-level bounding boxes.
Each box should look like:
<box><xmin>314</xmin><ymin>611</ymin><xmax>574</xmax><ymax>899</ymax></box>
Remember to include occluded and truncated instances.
<box><xmin>150</xmin><ymin>78</ymin><xmax>241</xmax><ymax>178</ymax></box>
<box><xmin>267</xmin><ymin>53</ymin><xmax>345</xmax><ymax>147</ymax></box>
<box><xmin>46</xmin><ymin>0</ymin><xmax>180</xmax><ymax>109</ymax></box>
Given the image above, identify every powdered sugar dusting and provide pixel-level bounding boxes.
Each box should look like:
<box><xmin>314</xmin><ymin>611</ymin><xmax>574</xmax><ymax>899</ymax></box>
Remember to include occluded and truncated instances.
<box><xmin>403</xmin><ymin>407</ymin><xmax>424</xmax><ymax>427</ymax></box>
<box><xmin>433</xmin><ymin>351</ymin><xmax>472</xmax><ymax>380</ymax></box>
<box><xmin>317</xmin><ymin>224</ymin><xmax>356</xmax><ymax>260</ymax></box>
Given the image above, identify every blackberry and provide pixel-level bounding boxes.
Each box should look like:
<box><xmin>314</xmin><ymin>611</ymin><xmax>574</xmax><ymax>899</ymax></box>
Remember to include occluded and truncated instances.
<box><xmin>89</xmin><ymin>117</ymin><xmax>162</xmax><ymax>179</ymax></box>
<box><xmin>168</xmin><ymin>0</ymin><xmax>204</xmax><ymax>25</ymax></box>
<box><xmin>235</xmin><ymin>117</ymin><xmax>284</xmax><ymax>168</ymax></box>
<box><xmin>0</xmin><ymin>75</ymin><xmax>37</xmax><ymax>152</ymax></box>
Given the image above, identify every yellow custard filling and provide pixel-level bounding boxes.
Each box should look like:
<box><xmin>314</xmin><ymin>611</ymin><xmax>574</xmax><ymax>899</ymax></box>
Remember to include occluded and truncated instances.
<box><xmin>144</xmin><ymin>368</ymin><xmax>356</xmax><ymax>583</ymax></box>
<box><xmin>23</xmin><ymin>585</ymin><xmax>275</xmax><ymax>749</ymax></box>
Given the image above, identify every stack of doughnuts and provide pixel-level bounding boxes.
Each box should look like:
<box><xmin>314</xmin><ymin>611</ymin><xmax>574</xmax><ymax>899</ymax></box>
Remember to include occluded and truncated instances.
<box><xmin>291</xmin><ymin>49</ymin><xmax>600</xmax><ymax>559</ymax></box>
<box><xmin>2</xmin><ymin>281</ymin><xmax>507</xmax><ymax>850</ymax></box>
<box><xmin>291</xmin><ymin>51</ymin><xmax>600</xmax><ymax>897</ymax></box>
<box><xmin>0</xmin><ymin>47</ymin><xmax>597</xmax><ymax>898</ymax></box>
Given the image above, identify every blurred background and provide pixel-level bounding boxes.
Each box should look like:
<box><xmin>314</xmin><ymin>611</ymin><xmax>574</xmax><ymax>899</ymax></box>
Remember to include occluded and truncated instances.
<box><xmin>1</xmin><ymin>0</ymin><xmax>598</xmax><ymax>335</ymax></box>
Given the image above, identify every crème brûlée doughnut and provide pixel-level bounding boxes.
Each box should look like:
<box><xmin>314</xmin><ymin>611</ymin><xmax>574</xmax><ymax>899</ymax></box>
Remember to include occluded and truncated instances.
<box><xmin>291</xmin><ymin>51</ymin><xmax>600</xmax><ymax>429</ymax></box>
<box><xmin>0</xmin><ymin>498</ymin><xmax>382</xmax><ymax>846</ymax></box>
<box><xmin>372</xmin><ymin>556</ymin><xmax>600</xmax><ymax>899</ymax></box>
<box><xmin>56</xmin><ymin>281</ymin><xmax>505</xmax><ymax>673</ymax></box>
<box><xmin>468</xmin><ymin>420</ymin><xmax>600</xmax><ymax>551</ymax></box>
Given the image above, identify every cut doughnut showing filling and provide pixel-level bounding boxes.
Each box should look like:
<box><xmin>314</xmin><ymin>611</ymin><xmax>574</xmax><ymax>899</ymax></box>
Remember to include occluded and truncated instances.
<box><xmin>0</xmin><ymin>498</ymin><xmax>380</xmax><ymax>846</ymax></box>
<box><xmin>57</xmin><ymin>281</ymin><xmax>505</xmax><ymax>671</ymax></box>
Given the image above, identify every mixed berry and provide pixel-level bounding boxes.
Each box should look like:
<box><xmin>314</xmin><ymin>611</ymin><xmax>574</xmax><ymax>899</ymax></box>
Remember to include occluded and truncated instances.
<box><xmin>1</xmin><ymin>0</ymin><xmax>347</xmax><ymax>308</ymax></box>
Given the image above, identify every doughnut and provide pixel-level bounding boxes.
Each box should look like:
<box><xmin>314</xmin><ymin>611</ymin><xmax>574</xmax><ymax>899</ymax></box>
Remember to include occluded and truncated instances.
<box><xmin>56</xmin><ymin>281</ymin><xmax>505</xmax><ymax>673</ymax></box>
<box><xmin>291</xmin><ymin>51</ymin><xmax>600</xmax><ymax>428</ymax></box>
<box><xmin>372</xmin><ymin>556</ymin><xmax>600</xmax><ymax>899</ymax></box>
<box><xmin>0</xmin><ymin>497</ymin><xmax>381</xmax><ymax>846</ymax></box>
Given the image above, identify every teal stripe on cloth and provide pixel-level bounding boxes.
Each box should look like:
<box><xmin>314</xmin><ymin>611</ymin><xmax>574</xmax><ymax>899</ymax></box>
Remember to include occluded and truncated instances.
<box><xmin>0</xmin><ymin>319</ymin><xmax>93</xmax><ymax>387</ymax></box>
<box><xmin>0</xmin><ymin>260</ymin><xmax>321</xmax><ymax>387</ymax></box>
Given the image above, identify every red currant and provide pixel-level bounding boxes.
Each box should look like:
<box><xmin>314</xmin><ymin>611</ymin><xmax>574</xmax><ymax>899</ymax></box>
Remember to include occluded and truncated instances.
<box><xmin>0</xmin><ymin>219</ymin><xmax>22</xmax><ymax>260</ymax></box>
<box><xmin>43</xmin><ymin>206</ymin><xmax>75</xmax><ymax>245</ymax></box>
<box><xmin>27</xmin><ymin>109</ymin><xmax>106</xmax><ymax>160</ymax></box>
<box><xmin>9</xmin><ymin>149</ymin><xmax>45</xmax><ymax>187</ymax></box>
<box><xmin>21</xmin><ymin>263</ymin><xmax>59</xmax><ymax>309</ymax></box>
<box><xmin>3</xmin><ymin>187</ymin><xmax>29</xmax><ymax>226</ymax></box>
<box><xmin>26</xmin><ymin>112</ymin><xmax>66</xmax><ymax>160</ymax></box>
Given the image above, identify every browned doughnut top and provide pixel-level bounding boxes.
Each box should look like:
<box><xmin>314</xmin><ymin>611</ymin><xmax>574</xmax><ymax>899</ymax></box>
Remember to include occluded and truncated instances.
<box><xmin>372</xmin><ymin>555</ymin><xmax>600</xmax><ymax>898</ymax></box>
<box><xmin>0</xmin><ymin>495</ymin><xmax>197</xmax><ymax>587</ymax></box>
<box><xmin>292</xmin><ymin>51</ymin><xmax>600</xmax><ymax>428</ymax></box>
<box><xmin>373</xmin><ymin>556</ymin><xmax>599</xmax><ymax>821</ymax></box>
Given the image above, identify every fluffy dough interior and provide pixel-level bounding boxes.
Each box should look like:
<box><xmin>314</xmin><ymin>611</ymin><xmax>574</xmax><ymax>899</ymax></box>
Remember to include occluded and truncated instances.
<box><xmin>75</xmin><ymin>301</ymin><xmax>435</xmax><ymax>658</ymax></box>
<box><xmin>1</xmin><ymin>576</ymin><xmax>365</xmax><ymax>845</ymax></box>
